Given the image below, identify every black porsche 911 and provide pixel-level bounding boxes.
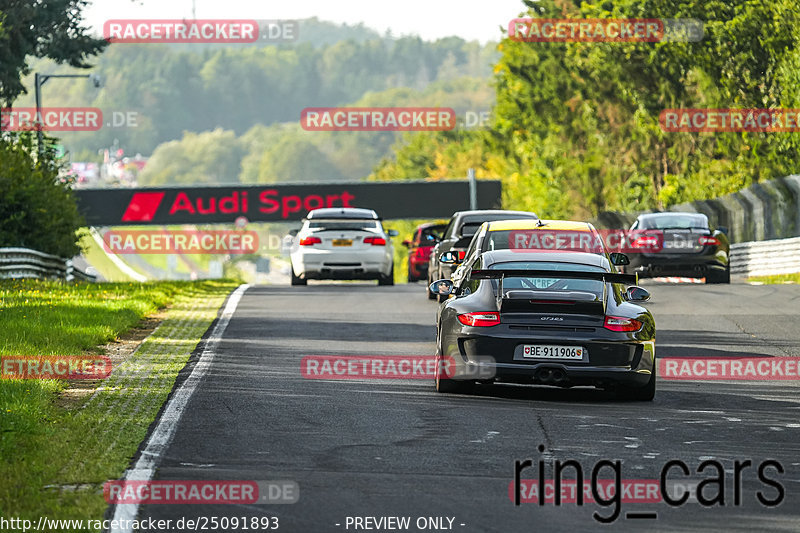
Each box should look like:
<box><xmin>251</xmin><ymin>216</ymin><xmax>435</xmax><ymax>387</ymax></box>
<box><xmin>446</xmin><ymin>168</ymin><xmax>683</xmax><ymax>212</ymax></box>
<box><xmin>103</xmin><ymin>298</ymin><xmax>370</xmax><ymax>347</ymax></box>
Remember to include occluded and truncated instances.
<box><xmin>430</xmin><ymin>250</ymin><xmax>656</xmax><ymax>400</ymax></box>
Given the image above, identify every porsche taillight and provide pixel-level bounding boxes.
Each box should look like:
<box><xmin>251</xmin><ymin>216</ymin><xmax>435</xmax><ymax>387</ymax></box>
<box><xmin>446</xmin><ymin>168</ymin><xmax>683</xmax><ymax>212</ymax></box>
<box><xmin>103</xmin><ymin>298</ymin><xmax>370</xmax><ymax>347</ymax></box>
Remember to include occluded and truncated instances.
<box><xmin>457</xmin><ymin>312</ymin><xmax>501</xmax><ymax>327</ymax></box>
<box><xmin>603</xmin><ymin>316</ymin><xmax>643</xmax><ymax>332</ymax></box>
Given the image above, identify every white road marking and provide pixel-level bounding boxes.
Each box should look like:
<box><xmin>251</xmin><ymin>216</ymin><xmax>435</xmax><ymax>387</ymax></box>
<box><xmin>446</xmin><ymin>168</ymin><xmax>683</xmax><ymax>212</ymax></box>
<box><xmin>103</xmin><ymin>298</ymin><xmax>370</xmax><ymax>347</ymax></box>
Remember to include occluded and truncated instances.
<box><xmin>90</xmin><ymin>227</ymin><xmax>147</xmax><ymax>282</ymax></box>
<box><xmin>108</xmin><ymin>284</ymin><xmax>250</xmax><ymax>533</ymax></box>
<box><xmin>624</xmin><ymin>437</ymin><xmax>641</xmax><ymax>449</ymax></box>
<box><xmin>470</xmin><ymin>431</ymin><xmax>500</xmax><ymax>443</ymax></box>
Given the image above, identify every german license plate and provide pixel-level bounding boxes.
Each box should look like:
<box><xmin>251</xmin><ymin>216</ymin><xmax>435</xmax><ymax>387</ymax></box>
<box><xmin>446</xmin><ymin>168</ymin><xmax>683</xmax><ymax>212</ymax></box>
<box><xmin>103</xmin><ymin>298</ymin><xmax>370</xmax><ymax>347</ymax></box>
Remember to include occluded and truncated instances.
<box><xmin>522</xmin><ymin>345</ymin><xmax>584</xmax><ymax>360</ymax></box>
<box><xmin>332</xmin><ymin>239</ymin><xmax>353</xmax><ymax>246</ymax></box>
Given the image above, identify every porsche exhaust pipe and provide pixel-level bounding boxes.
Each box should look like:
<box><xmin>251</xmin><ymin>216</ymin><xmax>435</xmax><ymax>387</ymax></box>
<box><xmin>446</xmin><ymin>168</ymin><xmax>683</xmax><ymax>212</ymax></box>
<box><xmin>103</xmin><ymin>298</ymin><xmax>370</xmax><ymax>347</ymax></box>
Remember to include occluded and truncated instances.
<box><xmin>535</xmin><ymin>368</ymin><xmax>566</xmax><ymax>384</ymax></box>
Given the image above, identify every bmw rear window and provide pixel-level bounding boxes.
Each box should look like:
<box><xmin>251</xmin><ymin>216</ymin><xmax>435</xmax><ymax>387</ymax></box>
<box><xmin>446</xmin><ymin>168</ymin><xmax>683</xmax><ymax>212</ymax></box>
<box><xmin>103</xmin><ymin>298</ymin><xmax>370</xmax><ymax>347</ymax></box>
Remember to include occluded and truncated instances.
<box><xmin>307</xmin><ymin>220</ymin><xmax>379</xmax><ymax>231</ymax></box>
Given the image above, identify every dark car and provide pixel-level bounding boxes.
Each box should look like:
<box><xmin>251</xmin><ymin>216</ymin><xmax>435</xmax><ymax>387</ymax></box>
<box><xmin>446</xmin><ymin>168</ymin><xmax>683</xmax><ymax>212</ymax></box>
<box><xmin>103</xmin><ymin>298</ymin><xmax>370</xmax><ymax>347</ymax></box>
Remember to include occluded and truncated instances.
<box><xmin>402</xmin><ymin>222</ymin><xmax>447</xmax><ymax>282</ymax></box>
<box><xmin>427</xmin><ymin>210</ymin><xmax>538</xmax><ymax>300</ymax></box>
<box><xmin>625</xmin><ymin>212</ymin><xmax>730</xmax><ymax>283</ymax></box>
<box><xmin>430</xmin><ymin>250</ymin><xmax>656</xmax><ymax>401</ymax></box>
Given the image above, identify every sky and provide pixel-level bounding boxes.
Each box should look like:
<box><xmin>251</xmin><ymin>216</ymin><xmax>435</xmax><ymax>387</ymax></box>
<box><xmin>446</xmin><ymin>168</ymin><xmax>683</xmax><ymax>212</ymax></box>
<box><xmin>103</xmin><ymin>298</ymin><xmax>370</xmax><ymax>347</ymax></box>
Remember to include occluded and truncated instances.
<box><xmin>83</xmin><ymin>0</ymin><xmax>533</xmax><ymax>44</ymax></box>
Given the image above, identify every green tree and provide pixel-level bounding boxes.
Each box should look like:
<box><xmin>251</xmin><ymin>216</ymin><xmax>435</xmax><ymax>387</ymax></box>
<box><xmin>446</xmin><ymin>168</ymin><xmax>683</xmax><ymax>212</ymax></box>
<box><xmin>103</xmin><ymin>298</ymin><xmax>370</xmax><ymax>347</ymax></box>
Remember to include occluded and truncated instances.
<box><xmin>256</xmin><ymin>135</ymin><xmax>342</xmax><ymax>183</ymax></box>
<box><xmin>0</xmin><ymin>0</ymin><xmax>106</xmax><ymax>105</ymax></box>
<box><xmin>138</xmin><ymin>129</ymin><xmax>245</xmax><ymax>186</ymax></box>
<box><xmin>0</xmin><ymin>135</ymin><xmax>84</xmax><ymax>257</ymax></box>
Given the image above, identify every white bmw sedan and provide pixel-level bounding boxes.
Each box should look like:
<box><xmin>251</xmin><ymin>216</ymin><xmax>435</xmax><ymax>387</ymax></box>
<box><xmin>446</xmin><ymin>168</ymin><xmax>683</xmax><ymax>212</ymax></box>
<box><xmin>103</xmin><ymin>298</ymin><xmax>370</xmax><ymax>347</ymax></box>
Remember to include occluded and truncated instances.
<box><xmin>289</xmin><ymin>208</ymin><xmax>397</xmax><ymax>286</ymax></box>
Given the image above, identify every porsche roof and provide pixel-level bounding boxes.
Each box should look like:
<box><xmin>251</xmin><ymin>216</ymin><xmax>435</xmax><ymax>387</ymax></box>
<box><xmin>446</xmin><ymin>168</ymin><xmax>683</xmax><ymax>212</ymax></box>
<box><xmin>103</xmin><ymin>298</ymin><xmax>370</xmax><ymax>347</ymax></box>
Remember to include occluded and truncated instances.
<box><xmin>480</xmin><ymin>250</ymin><xmax>611</xmax><ymax>270</ymax></box>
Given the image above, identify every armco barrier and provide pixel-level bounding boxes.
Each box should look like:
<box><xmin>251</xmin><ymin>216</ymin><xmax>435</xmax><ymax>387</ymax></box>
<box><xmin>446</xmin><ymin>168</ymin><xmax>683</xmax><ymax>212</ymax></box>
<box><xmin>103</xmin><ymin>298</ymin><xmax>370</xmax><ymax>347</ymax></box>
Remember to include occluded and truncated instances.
<box><xmin>0</xmin><ymin>247</ymin><xmax>97</xmax><ymax>282</ymax></box>
<box><xmin>592</xmin><ymin>174</ymin><xmax>800</xmax><ymax>277</ymax></box>
<box><xmin>595</xmin><ymin>174</ymin><xmax>800</xmax><ymax>244</ymax></box>
<box><xmin>729</xmin><ymin>236</ymin><xmax>800</xmax><ymax>277</ymax></box>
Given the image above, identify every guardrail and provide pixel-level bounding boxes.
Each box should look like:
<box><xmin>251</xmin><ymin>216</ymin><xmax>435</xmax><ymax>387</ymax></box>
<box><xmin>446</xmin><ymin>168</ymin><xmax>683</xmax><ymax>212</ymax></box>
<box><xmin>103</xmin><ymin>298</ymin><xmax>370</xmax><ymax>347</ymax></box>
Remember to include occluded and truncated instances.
<box><xmin>730</xmin><ymin>236</ymin><xmax>800</xmax><ymax>277</ymax></box>
<box><xmin>0</xmin><ymin>247</ymin><xmax>97</xmax><ymax>282</ymax></box>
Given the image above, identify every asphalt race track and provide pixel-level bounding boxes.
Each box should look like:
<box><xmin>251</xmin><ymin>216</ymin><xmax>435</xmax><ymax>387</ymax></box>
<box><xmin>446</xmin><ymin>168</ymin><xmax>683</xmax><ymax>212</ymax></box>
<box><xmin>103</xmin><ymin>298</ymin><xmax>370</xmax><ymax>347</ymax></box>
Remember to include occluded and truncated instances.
<box><xmin>130</xmin><ymin>281</ymin><xmax>800</xmax><ymax>532</ymax></box>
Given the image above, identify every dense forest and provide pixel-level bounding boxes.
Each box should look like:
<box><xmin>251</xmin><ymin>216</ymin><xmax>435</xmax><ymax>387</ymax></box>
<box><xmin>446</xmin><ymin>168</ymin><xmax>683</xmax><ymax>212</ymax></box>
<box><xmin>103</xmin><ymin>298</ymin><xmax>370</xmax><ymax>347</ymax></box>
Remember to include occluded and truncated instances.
<box><xmin>16</xmin><ymin>18</ymin><xmax>497</xmax><ymax>183</ymax></box>
<box><xmin>373</xmin><ymin>0</ymin><xmax>800</xmax><ymax>218</ymax></box>
<box><xmin>14</xmin><ymin>2</ymin><xmax>800</xmax><ymax>219</ymax></box>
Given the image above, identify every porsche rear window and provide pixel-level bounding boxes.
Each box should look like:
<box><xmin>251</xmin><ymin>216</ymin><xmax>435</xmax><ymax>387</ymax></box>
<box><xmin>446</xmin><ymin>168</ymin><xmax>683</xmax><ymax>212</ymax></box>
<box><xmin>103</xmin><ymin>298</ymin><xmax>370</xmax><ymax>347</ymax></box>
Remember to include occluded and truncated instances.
<box><xmin>488</xmin><ymin>261</ymin><xmax>605</xmax><ymax>295</ymax></box>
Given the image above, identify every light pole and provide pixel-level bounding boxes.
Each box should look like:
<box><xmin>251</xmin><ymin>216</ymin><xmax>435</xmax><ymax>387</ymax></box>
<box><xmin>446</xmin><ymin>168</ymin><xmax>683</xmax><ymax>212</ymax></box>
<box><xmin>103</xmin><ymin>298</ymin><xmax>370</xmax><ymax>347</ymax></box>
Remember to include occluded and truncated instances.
<box><xmin>34</xmin><ymin>72</ymin><xmax>101</xmax><ymax>157</ymax></box>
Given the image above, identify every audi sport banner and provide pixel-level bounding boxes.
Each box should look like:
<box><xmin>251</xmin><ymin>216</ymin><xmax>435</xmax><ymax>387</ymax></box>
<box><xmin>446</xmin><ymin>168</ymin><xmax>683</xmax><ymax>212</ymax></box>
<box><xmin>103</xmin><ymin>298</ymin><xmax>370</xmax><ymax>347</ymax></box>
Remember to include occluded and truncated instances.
<box><xmin>74</xmin><ymin>180</ymin><xmax>502</xmax><ymax>225</ymax></box>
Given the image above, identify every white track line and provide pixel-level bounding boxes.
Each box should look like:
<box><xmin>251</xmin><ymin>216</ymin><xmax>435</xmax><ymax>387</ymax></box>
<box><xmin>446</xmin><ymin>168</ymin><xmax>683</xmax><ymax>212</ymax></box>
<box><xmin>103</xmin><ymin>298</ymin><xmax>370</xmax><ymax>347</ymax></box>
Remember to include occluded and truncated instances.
<box><xmin>108</xmin><ymin>284</ymin><xmax>250</xmax><ymax>533</ymax></box>
<box><xmin>90</xmin><ymin>227</ymin><xmax>148</xmax><ymax>282</ymax></box>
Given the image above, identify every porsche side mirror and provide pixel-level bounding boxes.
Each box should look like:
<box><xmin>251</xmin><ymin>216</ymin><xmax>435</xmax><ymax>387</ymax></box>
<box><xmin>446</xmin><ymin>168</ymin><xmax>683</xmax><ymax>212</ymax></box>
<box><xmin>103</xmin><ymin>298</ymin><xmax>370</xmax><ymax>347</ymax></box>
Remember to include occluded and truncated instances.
<box><xmin>439</xmin><ymin>251</ymin><xmax>461</xmax><ymax>265</ymax></box>
<box><xmin>625</xmin><ymin>286</ymin><xmax>650</xmax><ymax>302</ymax></box>
<box><xmin>429</xmin><ymin>279</ymin><xmax>454</xmax><ymax>296</ymax></box>
<box><xmin>610</xmin><ymin>252</ymin><xmax>630</xmax><ymax>266</ymax></box>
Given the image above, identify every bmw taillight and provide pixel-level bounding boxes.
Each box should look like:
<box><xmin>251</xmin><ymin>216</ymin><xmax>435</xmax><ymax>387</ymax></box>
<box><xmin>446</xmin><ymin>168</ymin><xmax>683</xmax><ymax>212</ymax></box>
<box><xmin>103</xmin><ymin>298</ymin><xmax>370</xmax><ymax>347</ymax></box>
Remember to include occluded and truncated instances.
<box><xmin>631</xmin><ymin>236</ymin><xmax>659</xmax><ymax>248</ymax></box>
<box><xmin>299</xmin><ymin>236</ymin><xmax>322</xmax><ymax>246</ymax></box>
<box><xmin>603</xmin><ymin>316</ymin><xmax>643</xmax><ymax>332</ymax></box>
<box><xmin>364</xmin><ymin>236</ymin><xmax>387</xmax><ymax>246</ymax></box>
<box><xmin>457</xmin><ymin>312</ymin><xmax>500</xmax><ymax>327</ymax></box>
<box><xmin>698</xmin><ymin>236</ymin><xmax>720</xmax><ymax>246</ymax></box>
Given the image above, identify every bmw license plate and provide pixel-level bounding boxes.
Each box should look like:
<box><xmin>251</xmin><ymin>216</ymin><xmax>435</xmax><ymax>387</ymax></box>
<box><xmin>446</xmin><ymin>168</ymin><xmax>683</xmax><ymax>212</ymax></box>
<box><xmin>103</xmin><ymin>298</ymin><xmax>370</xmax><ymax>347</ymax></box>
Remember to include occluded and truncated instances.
<box><xmin>332</xmin><ymin>239</ymin><xmax>353</xmax><ymax>246</ymax></box>
<box><xmin>522</xmin><ymin>345</ymin><xmax>584</xmax><ymax>360</ymax></box>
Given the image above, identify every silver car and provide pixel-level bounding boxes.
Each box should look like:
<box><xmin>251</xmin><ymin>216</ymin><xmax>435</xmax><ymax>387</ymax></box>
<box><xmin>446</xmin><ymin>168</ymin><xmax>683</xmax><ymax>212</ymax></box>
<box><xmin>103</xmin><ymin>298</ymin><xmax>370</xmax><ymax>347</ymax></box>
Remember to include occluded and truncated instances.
<box><xmin>289</xmin><ymin>208</ymin><xmax>397</xmax><ymax>286</ymax></box>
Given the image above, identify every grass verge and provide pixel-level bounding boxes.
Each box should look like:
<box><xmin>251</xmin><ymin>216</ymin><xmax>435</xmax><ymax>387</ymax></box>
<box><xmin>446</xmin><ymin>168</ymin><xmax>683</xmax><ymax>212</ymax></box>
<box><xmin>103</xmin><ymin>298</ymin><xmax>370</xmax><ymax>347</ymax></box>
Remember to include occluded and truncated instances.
<box><xmin>748</xmin><ymin>273</ymin><xmax>800</xmax><ymax>284</ymax></box>
<box><xmin>0</xmin><ymin>279</ymin><xmax>239</xmax><ymax>526</ymax></box>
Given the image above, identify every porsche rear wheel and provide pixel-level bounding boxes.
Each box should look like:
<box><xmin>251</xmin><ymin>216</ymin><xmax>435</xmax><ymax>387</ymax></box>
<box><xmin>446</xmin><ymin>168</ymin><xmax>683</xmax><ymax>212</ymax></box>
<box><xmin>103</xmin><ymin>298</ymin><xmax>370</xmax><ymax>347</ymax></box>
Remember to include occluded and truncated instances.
<box><xmin>618</xmin><ymin>371</ymin><xmax>656</xmax><ymax>401</ymax></box>
<box><xmin>434</xmin><ymin>354</ymin><xmax>473</xmax><ymax>394</ymax></box>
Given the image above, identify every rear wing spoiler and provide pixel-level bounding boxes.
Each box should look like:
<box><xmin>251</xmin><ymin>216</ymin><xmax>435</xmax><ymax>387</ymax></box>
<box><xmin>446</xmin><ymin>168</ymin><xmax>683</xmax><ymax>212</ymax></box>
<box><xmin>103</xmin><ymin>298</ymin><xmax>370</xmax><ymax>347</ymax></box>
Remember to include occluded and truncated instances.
<box><xmin>470</xmin><ymin>269</ymin><xmax>638</xmax><ymax>285</ymax></box>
